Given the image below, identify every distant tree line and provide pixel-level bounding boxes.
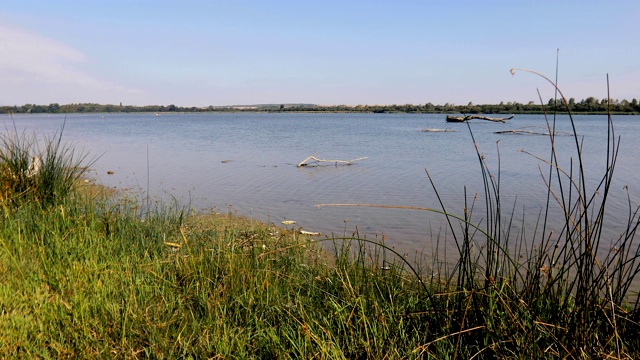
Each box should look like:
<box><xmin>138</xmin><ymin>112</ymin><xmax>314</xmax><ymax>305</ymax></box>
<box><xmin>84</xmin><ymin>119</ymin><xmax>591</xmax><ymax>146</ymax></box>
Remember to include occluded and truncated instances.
<box><xmin>0</xmin><ymin>103</ymin><xmax>206</xmax><ymax>114</ymax></box>
<box><xmin>280</xmin><ymin>97</ymin><xmax>639</xmax><ymax>114</ymax></box>
<box><xmin>1</xmin><ymin>97</ymin><xmax>639</xmax><ymax>115</ymax></box>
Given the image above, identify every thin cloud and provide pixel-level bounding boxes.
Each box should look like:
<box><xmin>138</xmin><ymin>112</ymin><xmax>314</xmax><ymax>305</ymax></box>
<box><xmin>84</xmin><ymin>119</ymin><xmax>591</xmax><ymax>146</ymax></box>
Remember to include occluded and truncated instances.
<box><xmin>0</xmin><ymin>23</ymin><xmax>142</xmax><ymax>104</ymax></box>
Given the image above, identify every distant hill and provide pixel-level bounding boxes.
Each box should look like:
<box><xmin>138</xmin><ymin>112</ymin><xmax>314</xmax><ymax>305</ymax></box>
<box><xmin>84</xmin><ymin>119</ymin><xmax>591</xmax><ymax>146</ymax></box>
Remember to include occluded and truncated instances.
<box><xmin>214</xmin><ymin>103</ymin><xmax>319</xmax><ymax>110</ymax></box>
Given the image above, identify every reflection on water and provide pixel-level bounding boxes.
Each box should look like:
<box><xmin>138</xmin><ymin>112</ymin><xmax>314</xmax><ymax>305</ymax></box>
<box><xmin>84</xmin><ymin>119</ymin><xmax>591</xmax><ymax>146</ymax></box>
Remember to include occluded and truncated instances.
<box><xmin>3</xmin><ymin>112</ymin><xmax>639</xmax><ymax>254</ymax></box>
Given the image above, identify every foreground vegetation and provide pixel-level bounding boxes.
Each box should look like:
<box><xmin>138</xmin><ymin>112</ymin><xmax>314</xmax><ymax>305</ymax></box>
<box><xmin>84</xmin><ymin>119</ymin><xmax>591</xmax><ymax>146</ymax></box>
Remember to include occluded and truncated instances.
<box><xmin>1</xmin><ymin>72</ymin><xmax>640</xmax><ymax>358</ymax></box>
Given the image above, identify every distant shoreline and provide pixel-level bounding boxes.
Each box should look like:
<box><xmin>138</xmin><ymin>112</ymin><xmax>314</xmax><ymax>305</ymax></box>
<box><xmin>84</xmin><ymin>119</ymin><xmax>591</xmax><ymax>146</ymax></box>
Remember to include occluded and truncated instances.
<box><xmin>2</xmin><ymin>108</ymin><xmax>638</xmax><ymax>116</ymax></box>
<box><xmin>2</xmin><ymin>98</ymin><xmax>640</xmax><ymax>115</ymax></box>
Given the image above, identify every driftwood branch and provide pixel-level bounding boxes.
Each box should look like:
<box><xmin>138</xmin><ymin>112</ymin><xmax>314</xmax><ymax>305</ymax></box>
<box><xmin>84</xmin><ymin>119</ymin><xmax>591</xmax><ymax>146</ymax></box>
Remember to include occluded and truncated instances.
<box><xmin>297</xmin><ymin>155</ymin><xmax>368</xmax><ymax>167</ymax></box>
<box><xmin>446</xmin><ymin>115</ymin><xmax>514</xmax><ymax>123</ymax></box>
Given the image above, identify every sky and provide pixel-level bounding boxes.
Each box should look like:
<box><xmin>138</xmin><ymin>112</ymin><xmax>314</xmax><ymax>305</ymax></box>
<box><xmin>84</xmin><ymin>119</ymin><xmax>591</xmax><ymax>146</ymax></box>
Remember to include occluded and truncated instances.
<box><xmin>1</xmin><ymin>0</ymin><xmax>639</xmax><ymax>107</ymax></box>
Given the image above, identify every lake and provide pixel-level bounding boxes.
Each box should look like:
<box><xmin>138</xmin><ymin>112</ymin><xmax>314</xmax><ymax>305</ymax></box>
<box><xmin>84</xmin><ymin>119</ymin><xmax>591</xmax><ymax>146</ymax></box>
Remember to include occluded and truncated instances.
<box><xmin>3</xmin><ymin>112</ymin><xmax>639</xmax><ymax>255</ymax></box>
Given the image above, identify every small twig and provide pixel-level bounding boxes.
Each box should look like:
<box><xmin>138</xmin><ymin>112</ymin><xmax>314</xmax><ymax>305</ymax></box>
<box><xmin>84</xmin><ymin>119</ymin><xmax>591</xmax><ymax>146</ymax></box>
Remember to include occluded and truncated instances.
<box><xmin>413</xmin><ymin>326</ymin><xmax>485</xmax><ymax>356</ymax></box>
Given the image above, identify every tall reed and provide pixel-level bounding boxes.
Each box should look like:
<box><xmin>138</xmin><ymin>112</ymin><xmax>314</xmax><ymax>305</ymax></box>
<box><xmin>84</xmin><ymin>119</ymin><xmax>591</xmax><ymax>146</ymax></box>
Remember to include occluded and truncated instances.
<box><xmin>0</xmin><ymin>120</ymin><xmax>92</xmax><ymax>207</ymax></box>
<box><xmin>318</xmin><ymin>70</ymin><xmax>640</xmax><ymax>357</ymax></box>
<box><xmin>419</xmin><ymin>69</ymin><xmax>640</xmax><ymax>357</ymax></box>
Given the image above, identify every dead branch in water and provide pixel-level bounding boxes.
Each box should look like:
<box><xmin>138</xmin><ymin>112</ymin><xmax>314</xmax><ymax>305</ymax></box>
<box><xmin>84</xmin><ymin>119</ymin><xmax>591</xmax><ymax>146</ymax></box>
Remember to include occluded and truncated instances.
<box><xmin>297</xmin><ymin>155</ymin><xmax>368</xmax><ymax>167</ymax></box>
<box><xmin>446</xmin><ymin>115</ymin><xmax>514</xmax><ymax>123</ymax></box>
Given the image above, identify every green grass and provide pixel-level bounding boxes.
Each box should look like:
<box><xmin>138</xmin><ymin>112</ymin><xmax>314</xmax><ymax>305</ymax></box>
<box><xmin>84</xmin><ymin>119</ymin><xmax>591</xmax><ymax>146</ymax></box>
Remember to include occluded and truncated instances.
<box><xmin>0</xmin><ymin>121</ymin><xmax>92</xmax><ymax>207</ymax></box>
<box><xmin>0</xmin><ymin>194</ymin><xmax>432</xmax><ymax>358</ymax></box>
<box><xmin>1</xmin><ymin>73</ymin><xmax>640</xmax><ymax>358</ymax></box>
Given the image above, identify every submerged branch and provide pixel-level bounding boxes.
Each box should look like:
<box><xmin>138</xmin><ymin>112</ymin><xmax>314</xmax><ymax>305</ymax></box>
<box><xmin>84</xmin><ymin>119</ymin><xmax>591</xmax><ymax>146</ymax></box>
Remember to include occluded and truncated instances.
<box><xmin>315</xmin><ymin>203</ymin><xmax>433</xmax><ymax>211</ymax></box>
<box><xmin>495</xmin><ymin>126</ymin><xmax>573</xmax><ymax>136</ymax></box>
<box><xmin>297</xmin><ymin>155</ymin><xmax>368</xmax><ymax>167</ymax></box>
<box><xmin>422</xmin><ymin>128</ymin><xmax>457</xmax><ymax>133</ymax></box>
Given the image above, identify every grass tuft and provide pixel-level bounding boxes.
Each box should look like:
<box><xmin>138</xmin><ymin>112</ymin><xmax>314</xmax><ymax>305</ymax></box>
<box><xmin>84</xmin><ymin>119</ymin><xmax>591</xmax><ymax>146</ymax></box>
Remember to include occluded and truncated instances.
<box><xmin>0</xmin><ymin>119</ymin><xmax>92</xmax><ymax>207</ymax></box>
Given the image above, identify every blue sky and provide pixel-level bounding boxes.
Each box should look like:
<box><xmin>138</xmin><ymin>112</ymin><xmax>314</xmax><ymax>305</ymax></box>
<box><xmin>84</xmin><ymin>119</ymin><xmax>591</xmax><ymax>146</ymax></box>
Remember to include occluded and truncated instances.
<box><xmin>1</xmin><ymin>0</ymin><xmax>638</xmax><ymax>106</ymax></box>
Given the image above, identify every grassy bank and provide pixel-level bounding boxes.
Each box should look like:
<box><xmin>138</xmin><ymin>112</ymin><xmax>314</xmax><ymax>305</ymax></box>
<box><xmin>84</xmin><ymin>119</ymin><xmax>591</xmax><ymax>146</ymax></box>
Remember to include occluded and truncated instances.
<box><xmin>3</xmin><ymin>197</ymin><xmax>638</xmax><ymax>359</ymax></box>
<box><xmin>0</xmin><ymin>188</ymin><xmax>433</xmax><ymax>358</ymax></box>
<box><xmin>2</xmin><ymin>74</ymin><xmax>640</xmax><ymax>358</ymax></box>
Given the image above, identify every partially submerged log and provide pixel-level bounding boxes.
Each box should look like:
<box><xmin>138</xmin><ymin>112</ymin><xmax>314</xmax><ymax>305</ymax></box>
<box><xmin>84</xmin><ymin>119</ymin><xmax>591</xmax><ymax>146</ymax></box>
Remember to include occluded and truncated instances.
<box><xmin>495</xmin><ymin>126</ymin><xmax>573</xmax><ymax>136</ymax></box>
<box><xmin>446</xmin><ymin>115</ymin><xmax>514</xmax><ymax>123</ymax></box>
<box><xmin>421</xmin><ymin>128</ymin><xmax>456</xmax><ymax>133</ymax></box>
<box><xmin>297</xmin><ymin>155</ymin><xmax>368</xmax><ymax>167</ymax></box>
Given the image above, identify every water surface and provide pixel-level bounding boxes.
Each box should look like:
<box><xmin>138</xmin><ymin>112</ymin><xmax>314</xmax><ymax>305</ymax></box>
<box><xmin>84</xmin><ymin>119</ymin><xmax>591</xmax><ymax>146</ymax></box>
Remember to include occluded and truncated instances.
<box><xmin>3</xmin><ymin>112</ymin><xmax>639</xmax><ymax>254</ymax></box>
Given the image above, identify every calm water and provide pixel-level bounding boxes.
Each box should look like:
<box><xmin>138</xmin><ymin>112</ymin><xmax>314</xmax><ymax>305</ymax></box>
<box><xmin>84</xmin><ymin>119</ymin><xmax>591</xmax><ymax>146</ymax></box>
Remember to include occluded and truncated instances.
<box><xmin>3</xmin><ymin>112</ymin><xmax>640</xmax><ymax>254</ymax></box>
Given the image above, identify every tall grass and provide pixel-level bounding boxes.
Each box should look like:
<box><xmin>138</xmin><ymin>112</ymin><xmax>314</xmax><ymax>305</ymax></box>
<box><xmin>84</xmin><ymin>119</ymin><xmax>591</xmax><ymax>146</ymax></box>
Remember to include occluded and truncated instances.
<box><xmin>419</xmin><ymin>70</ymin><xmax>640</xmax><ymax>357</ymax></box>
<box><xmin>318</xmin><ymin>71</ymin><xmax>640</xmax><ymax>358</ymax></box>
<box><xmin>0</xmin><ymin>189</ymin><xmax>432</xmax><ymax>358</ymax></box>
<box><xmin>0</xmin><ymin>121</ymin><xmax>92</xmax><ymax>206</ymax></box>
